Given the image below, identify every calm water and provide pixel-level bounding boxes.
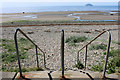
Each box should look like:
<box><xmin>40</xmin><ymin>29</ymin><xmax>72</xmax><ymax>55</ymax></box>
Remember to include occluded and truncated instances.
<box><xmin>2</xmin><ymin>6</ymin><xmax>118</xmax><ymax>13</ymax></box>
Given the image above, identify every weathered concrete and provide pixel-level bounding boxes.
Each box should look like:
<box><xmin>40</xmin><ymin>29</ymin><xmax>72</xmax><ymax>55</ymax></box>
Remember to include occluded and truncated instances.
<box><xmin>2</xmin><ymin>70</ymin><xmax>119</xmax><ymax>80</ymax></box>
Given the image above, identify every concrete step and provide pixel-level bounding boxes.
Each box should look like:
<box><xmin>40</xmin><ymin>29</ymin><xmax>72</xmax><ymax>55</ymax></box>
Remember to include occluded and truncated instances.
<box><xmin>2</xmin><ymin>70</ymin><xmax>119</xmax><ymax>80</ymax></box>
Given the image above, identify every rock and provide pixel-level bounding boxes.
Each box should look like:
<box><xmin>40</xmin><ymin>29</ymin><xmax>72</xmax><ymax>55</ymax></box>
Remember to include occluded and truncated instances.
<box><xmin>27</xmin><ymin>31</ymin><xmax>34</xmax><ymax>34</ymax></box>
<box><xmin>84</xmin><ymin>31</ymin><xmax>91</xmax><ymax>33</ymax></box>
<box><xmin>52</xmin><ymin>54</ymin><xmax>54</xmax><ymax>56</ymax></box>
<box><xmin>23</xmin><ymin>12</ymin><xmax>25</xmax><ymax>14</ymax></box>
<box><xmin>44</xmin><ymin>30</ymin><xmax>51</xmax><ymax>32</ymax></box>
<box><xmin>72</xmin><ymin>68</ymin><xmax>78</xmax><ymax>71</ymax></box>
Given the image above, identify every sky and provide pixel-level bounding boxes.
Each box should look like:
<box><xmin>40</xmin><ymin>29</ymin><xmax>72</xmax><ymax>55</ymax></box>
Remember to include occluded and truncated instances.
<box><xmin>0</xmin><ymin>0</ymin><xmax>120</xmax><ymax>2</ymax></box>
<box><xmin>0</xmin><ymin>0</ymin><xmax>120</xmax><ymax>7</ymax></box>
<box><xmin>1</xmin><ymin>2</ymin><xmax>118</xmax><ymax>7</ymax></box>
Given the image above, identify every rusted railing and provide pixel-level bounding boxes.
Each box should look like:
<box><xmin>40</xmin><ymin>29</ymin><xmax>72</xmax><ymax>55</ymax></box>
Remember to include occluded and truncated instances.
<box><xmin>77</xmin><ymin>30</ymin><xmax>111</xmax><ymax>78</ymax></box>
<box><xmin>61</xmin><ymin>30</ymin><xmax>64</xmax><ymax>78</ymax></box>
<box><xmin>14</xmin><ymin>28</ymin><xmax>111</xmax><ymax>79</ymax></box>
<box><xmin>14</xmin><ymin>28</ymin><xmax>46</xmax><ymax>78</ymax></box>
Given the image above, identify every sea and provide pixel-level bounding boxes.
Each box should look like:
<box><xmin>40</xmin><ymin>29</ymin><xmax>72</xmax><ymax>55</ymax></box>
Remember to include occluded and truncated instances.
<box><xmin>1</xmin><ymin>6</ymin><xmax>118</xmax><ymax>13</ymax></box>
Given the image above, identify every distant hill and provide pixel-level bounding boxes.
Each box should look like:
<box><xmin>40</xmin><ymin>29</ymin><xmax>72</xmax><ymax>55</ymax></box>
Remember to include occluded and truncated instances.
<box><xmin>85</xmin><ymin>4</ymin><xmax>93</xmax><ymax>6</ymax></box>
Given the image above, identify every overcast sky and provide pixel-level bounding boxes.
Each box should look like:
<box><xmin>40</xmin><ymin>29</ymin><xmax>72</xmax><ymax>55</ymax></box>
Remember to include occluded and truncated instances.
<box><xmin>0</xmin><ymin>0</ymin><xmax>119</xmax><ymax>7</ymax></box>
<box><xmin>1</xmin><ymin>0</ymin><xmax>120</xmax><ymax>2</ymax></box>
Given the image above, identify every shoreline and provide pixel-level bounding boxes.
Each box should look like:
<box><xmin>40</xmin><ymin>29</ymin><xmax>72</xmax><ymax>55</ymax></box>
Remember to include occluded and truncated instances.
<box><xmin>1</xmin><ymin>11</ymin><xmax>118</xmax><ymax>26</ymax></box>
<box><xmin>1</xmin><ymin>10</ymin><xmax>119</xmax><ymax>15</ymax></box>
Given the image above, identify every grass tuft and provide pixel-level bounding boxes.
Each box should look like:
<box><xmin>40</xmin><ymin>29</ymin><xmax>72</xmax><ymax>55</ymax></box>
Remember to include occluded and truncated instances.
<box><xmin>91</xmin><ymin>49</ymin><xmax>120</xmax><ymax>74</ymax></box>
<box><xmin>73</xmin><ymin>61</ymin><xmax>84</xmax><ymax>69</ymax></box>
<box><xmin>90</xmin><ymin>63</ymin><xmax>103</xmax><ymax>72</ymax></box>
<box><xmin>1</xmin><ymin>38</ymin><xmax>34</xmax><ymax>71</ymax></box>
<box><xmin>89</xmin><ymin>44</ymin><xmax>107</xmax><ymax>50</ymax></box>
<box><xmin>103</xmin><ymin>49</ymin><xmax>120</xmax><ymax>57</ymax></box>
<box><xmin>65</xmin><ymin>36</ymin><xmax>87</xmax><ymax>47</ymax></box>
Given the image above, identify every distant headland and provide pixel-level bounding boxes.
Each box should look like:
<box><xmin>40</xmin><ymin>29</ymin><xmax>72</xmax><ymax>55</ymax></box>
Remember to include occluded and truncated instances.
<box><xmin>85</xmin><ymin>4</ymin><xmax>93</xmax><ymax>6</ymax></box>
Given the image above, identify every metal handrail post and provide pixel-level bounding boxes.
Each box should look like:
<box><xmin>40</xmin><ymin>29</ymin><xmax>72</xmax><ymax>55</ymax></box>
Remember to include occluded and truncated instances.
<box><xmin>78</xmin><ymin>31</ymin><xmax>106</xmax><ymax>54</ymax></box>
<box><xmin>85</xmin><ymin>45</ymin><xmax>88</xmax><ymax>70</ymax></box>
<box><xmin>35</xmin><ymin>45</ymin><xmax>39</xmax><ymax>68</ymax></box>
<box><xmin>14</xmin><ymin>29</ymin><xmax>23</xmax><ymax>78</ymax></box>
<box><xmin>77</xmin><ymin>51</ymin><xmax>79</xmax><ymax>64</ymax></box>
<box><xmin>102</xmin><ymin>31</ymin><xmax>111</xmax><ymax>78</ymax></box>
<box><xmin>61</xmin><ymin>30</ymin><xmax>64</xmax><ymax>78</ymax></box>
<box><xmin>14</xmin><ymin>28</ymin><xmax>46</xmax><ymax>78</ymax></box>
<box><xmin>43</xmin><ymin>53</ymin><xmax>46</xmax><ymax>68</ymax></box>
<box><xmin>77</xmin><ymin>30</ymin><xmax>111</xmax><ymax>79</ymax></box>
<box><xmin>37</xmin><ymin>47</ymin><xmax>46</xmax><ymax>68</ymax></box>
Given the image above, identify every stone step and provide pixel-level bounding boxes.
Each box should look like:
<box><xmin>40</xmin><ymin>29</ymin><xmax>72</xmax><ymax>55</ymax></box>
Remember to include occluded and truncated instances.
<box><xmin>2</xmin><ymin>70</ymin><xmax>119</xmax><ymax>80</ymax></box>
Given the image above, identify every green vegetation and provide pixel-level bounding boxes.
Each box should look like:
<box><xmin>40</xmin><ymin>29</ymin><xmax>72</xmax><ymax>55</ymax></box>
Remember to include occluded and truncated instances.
<box><xmin>1</xmin><ymin>38</ymin><xmax>34</xmax><ymax>71</ymax></box>
<box><xmin>111</xmin><ymin>40</ymin><xmax>120</xmax><ymax>45</ymax></box>
<box><xmin>65</xmin><ymin>36</ymin><xmax>87</xmax><ymax>46</ymax></box>
<box><xmin>73</xmin><ymin>61</ymin><xmax>84</xmax><ymax>69</ymax></box>
<box><xmin>59</xmin><ymin>67</ymin><xmax>67</xmax><ymax>71</ymax></box>
<box><xmin>2</xmin><ymin>66</ymin><xmax>44</xmax><ymax>72</ymax></box>
<box><xmin>66</xmin><ymin>36</ymin><xmax>87</xmax><ymax>43</ymax></box>
<box><xmin>1</xmin><ymin>20</ymin><xmax>78</xmax><ymax>26</ymax></box>
<box><xmin>88</xmin><ymin>38</ymin><xmax>120</xmax><ymax>45</ymax></box>
<box><xmin>103</xmin><ymin>49</ymin><xmax>120</xmax><ymax>57</ymax></box>
<box><xmin>1</xmin><ymin>20</ymin><xmax>117</xmax><ymax>26</ymax></box>
<box><xmin>107</xmin><ymin>49</ymin><xmax>120</xmax><ymax>74</ymax></box>
<box><xmin>107</xmin><ymin>57</ymin><xmax>120</xmax><ymax>74</ymax></box>
<box><xmin>1</xmin><ymin>38</ymin><xmax>34</xmax><ymax>63</ymax></box>
<box><xmin>88</xmin><ymin>64</ymin><xmax>91</xmax><ymax>67</ymax></box>
<box><xmin>89</xmin><ymin>44</ymin><xmax>107</xmax><ymax>50</ymax></box>
<box><xmin>91</xmin><ymin>49</ymin><xmax>120</xmax><ymax>74</ymax></box>
<box><xmin>90</xmin><ymin>63</ymin><xmax>103</xmax><ymax>72</ymax></box>
<box><xmin>68</xmin><ymin>42</ymin><xmax>77</xmax><ymax>47</ymax></box>
<box><xmin>100</xmin><ymin>56</ymin><xmax>104</xmax><ymax>59</ymax></box>
<box><xmin>94</xmin><ymin>52</ymin><xmax>97</xmax><ymax>55</ymax></box>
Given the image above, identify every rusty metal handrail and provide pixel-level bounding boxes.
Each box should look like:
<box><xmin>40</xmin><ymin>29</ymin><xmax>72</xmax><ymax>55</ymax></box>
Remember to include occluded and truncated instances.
<box><xmin>77</xmin><ymin>30</ymin><xmax>111</xmax><ymax>78</ymax></box>
<box><xmin>14</xmin><ymin>28</ymin><xmax>46</xmax><ymax>78</ymax></box>
<box><xmin>47</xmin><ymin>30</ymin><xmax>65</xmax><ymax>80</ymax></box>
<box><xmin>61</xmin><ymin>30</ymin><xmax>64</xmax><ymax>78</ymax></box>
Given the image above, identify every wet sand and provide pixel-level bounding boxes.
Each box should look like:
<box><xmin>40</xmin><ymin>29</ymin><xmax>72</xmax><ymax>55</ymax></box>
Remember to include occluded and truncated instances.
<box><xmin>1</xmin><ymin>11</ymin><xmax>118</xmax><ymax>23</ymax></box>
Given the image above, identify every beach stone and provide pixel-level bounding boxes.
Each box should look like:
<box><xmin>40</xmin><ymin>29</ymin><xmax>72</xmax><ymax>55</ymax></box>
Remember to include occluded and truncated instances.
<box><xmin>27</xmin><ymin>31</ymin><xmax>34</xmax><ymax>34</ymax></box>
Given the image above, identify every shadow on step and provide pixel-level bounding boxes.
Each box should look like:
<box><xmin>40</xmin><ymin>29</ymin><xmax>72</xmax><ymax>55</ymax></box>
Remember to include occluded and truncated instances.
<box><xmin>105</xmin><ymin>77</ymin><xmax>118</xmax><ymax>80</ymax></box>
<box><xmin>1</xmin><ymin>78</ymin><xmax>119</xmax><ymax>80</ymax></box>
